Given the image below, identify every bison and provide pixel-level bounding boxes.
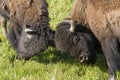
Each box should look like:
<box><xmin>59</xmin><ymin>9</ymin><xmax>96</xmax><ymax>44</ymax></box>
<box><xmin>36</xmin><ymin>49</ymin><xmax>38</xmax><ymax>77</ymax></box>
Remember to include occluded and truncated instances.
<box><xmin>55</xmin><ymin>19</ymin><xmax>96</xmax><ymax>64</ymax></box>
<box><xmin>0</xmin><ymin>0</ymin><xmax>10</xmax><ymax>37</ymax></box>
<box><xmin>7</xmin><ymin>0</ymin><xmax>55</xmax><ymax>60</ymax></box>
<box><xmin>55</xmin><ymin>0</ymin><xmax>120</xmax><ymax>80</ymax></box>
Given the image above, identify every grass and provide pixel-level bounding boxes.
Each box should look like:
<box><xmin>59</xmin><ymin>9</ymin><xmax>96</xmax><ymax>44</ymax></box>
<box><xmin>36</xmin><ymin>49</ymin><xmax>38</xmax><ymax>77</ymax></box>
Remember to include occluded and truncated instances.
<box><xmin>0</xmin><ymin>0</ymin><xmax>120</xmax><ymax>80</ymax></box>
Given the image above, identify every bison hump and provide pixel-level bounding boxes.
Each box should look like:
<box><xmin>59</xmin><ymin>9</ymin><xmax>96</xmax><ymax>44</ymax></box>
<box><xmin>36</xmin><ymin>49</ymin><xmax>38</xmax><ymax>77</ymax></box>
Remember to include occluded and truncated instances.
<box><xmin>90</xmin><ymin>0</ymin><xmax>120</xmax><ymax>12</ymax></box>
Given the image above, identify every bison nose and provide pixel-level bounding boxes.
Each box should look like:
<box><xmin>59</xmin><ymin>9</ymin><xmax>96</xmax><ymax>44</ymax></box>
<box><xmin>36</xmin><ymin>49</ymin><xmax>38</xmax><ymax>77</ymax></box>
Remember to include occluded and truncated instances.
<box><xmin>17</xmin><ymin>53</ymin><xmax>31</xmax><ymax>60</ymax></box>
<box><xmin>79</xmin><ymin>54</ymin><xmax>88</xmax><ymax>62</ymax></box>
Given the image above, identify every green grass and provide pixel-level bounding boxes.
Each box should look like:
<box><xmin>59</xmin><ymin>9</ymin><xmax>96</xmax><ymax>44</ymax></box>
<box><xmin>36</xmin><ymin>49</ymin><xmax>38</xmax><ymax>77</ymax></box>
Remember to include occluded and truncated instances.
<box><xmin>0</xmin><ymin>0</ymin><xmax>120</xmax><ymax>80</ymax></box>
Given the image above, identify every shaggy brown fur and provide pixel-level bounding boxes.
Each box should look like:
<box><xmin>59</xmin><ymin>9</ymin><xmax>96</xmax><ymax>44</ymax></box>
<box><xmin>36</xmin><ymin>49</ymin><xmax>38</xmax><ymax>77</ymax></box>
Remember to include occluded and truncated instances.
<box><xmin>8</xmin><ymin>0</ymin><xmax>55</xmax><ymax>59</ymax></box>
<box><xmin>63</xmin><ymin>0</ymin><xmax>120</xmax><ymax>80</ymax></box>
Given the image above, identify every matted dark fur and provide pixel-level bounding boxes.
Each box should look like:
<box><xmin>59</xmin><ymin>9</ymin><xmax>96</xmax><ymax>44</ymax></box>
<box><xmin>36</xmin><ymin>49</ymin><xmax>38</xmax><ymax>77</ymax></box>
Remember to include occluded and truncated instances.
<box><xmin>55</xmin><ymin>21</ymin><xmax>96</xmax><ymax>64</ymax></box>
<box><xmin>60</xmin><ymin>0</ymin><xmax>120</xmax><ymax>80</ymax></box>
<box><xmin>7</xmin><ymin>0</ymin><xmax>55</xmax><ymax>60</ymax></box>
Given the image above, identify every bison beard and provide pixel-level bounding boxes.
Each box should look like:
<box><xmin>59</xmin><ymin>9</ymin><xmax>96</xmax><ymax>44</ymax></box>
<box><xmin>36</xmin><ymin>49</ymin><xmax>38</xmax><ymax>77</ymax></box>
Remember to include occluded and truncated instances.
<box><xmin>7</xmin><ymin>0</ymin><xmax>55</xmax><ymax>60</ymax></box>
<box><xmin>55</xmin><ymin>20</ymin><xmax>96</xmax><ymax>64</ymax></box>
<box><xmin>59</xmin><ymin>0</ymin><xmax>120</xmax><ymax>80</ymax></box>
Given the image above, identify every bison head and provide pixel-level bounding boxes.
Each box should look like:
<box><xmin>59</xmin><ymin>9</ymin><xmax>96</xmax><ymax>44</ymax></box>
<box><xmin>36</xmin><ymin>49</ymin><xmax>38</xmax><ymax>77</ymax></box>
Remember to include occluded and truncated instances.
<box><xmin>55</xmin><ymin>19</ymin><xmax>96</xmax><ymax>63</ymax></box>
<box><xmin>8</xmin><ymin>0</ymin><xmax>55</xmax><ymax>60</ymax></box>
<box><xmin>17</xmin><ymin>23</ymin><xmax>55</xmax><ymax>60</ymax></box>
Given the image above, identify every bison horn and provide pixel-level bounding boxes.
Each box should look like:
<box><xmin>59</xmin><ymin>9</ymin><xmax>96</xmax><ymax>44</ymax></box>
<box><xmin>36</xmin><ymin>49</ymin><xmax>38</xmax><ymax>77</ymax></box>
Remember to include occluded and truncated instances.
<box><xmin>25</xmin><ymin>28</ymin><xmax>34</xmax><ymax>33</ymax></box>
<box><xmin>62</xmin><ymin>20</ymin><xmax>76</xmax><ymax>32</ymax></box>
<box><xmin>24</xmin><ymin>28</ymin><xmax>35</xmax><ymax>39</ymax></box>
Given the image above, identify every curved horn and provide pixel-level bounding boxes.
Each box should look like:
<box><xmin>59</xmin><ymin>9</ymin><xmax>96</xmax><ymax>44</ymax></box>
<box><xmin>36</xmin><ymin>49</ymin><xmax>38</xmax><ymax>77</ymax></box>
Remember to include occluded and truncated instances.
<box><xmin>62</xmin><ymin>20</ymin><xmax>76</xmax><ymax>32</ymax></box>
<box><xmin>24</xmin><ymin>28</ymin><xmax>34</xmax><ymax>33</ymax></box>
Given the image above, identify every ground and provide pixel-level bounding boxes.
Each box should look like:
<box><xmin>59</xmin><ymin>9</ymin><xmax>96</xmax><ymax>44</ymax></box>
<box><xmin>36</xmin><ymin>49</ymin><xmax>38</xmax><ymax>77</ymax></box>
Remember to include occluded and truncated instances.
<box><xmin>0</xmin><ymin>0</ymin><xmax>120</xmax><ymax>80</ymax></box>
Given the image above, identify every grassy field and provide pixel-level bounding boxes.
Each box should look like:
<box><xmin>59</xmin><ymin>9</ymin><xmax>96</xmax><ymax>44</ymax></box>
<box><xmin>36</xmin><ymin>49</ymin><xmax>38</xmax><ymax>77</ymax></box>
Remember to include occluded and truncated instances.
<box><xmin>0</xmin><ymin>0</ymin><xmax>120</xmax><ymax>80</ymax></box>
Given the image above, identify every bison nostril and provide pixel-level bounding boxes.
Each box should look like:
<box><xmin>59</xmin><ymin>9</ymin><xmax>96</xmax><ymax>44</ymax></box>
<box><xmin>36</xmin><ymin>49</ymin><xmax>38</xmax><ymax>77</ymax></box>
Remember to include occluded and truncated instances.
<box><xmin>17</xmin><ymin>54</ymin><xmax>24</xmax><ymax>60</ymax></box>
<box><xmin>79</xmin><ymin>55</ymin><xmax>88</xmax><ymax>62</ymax></box>
<box><xmin>17</xmin><ymin>54</ymin><xmax>30</xmax><ymax>60</ymax></box>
